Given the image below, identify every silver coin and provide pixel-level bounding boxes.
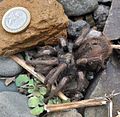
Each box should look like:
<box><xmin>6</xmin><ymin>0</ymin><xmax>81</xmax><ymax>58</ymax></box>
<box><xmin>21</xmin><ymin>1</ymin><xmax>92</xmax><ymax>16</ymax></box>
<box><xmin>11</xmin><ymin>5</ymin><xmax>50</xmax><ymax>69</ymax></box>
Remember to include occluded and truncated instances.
<box><xmin>2</xmin><ymin>7</ymin><xmax>31</xmax><ymax>33</ymax></box>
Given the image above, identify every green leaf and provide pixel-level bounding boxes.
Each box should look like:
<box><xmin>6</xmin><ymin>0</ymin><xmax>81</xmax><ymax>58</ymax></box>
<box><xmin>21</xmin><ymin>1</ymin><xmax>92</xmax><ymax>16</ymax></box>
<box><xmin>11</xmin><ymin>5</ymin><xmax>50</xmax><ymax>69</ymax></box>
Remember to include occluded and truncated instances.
<box><xmin>28</xmin><ymin>88</ymin><xmax>34</xmax><ymax>93</ymax></box>
<box><xmin>15</xmin><ymin>74</ymin><xmax>30</xmax><ymax>87</ymax></box>
<box><xmin>39</xmin><ymin>87</ymin><xmax>47</xmax><ymax>96</ymax></box>
<box><xmin>39</xmin><ymin>100</ymin><xmax>44</xmax><ymax>106</ymax></box>
<box><xmin>62</xmin><ymin>99</ymin><xmax>71</xmax><ymax>103</ymax></box>
<box><xmin>56</xmin><ymin>97</ymin><xmax>62</xmax><ymax>104</ymax></box>
<box><xmin>48</xmin><ymin>99</ymin><xmax>54</xmax><ymax>104</ymax></box>
<box><xmin>28</xmin><ymin>96</ymin><xmax>40</xmax><ymax>108</ymax></box>
<box><xmin>30</xmin><ymin>106</ymin><xmax>44</xmax><ymax>115</ymax></box>
<box><xmin>32</xmin><ymin>91</ymin><xmax>41</xmax><ymax>97</ymax></box>
<box><xmin>39</xmin><ymin>95</ymin><xmax>44</xmax><ymax>101</ymax></box>
<box><xmin>28</xmin><ymin>79</ymin><xmax>34</xmax><ymax>86</ymax></box>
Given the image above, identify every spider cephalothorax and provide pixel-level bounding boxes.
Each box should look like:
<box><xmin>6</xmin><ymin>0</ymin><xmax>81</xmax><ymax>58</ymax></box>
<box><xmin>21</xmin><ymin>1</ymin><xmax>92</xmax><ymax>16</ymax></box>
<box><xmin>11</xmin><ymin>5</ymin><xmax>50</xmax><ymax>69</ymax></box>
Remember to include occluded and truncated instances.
<box><xmin>26</xmin><ymin>29</ymin><xmax>112</xmax><ymax>101</ymax></box>
<box><xmin>73</xmin><ymin>35</ymin><xmax>112</xmax><ymax>72</ymax></box>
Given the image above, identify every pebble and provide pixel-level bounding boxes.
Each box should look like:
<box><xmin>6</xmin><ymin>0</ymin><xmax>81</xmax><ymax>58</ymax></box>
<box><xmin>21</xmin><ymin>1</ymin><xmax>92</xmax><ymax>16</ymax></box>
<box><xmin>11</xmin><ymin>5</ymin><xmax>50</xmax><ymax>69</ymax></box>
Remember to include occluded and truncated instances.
<box><xmin>0</xmin><ymin>56</ymin><xmax>23</xmax><ymax>77</ymax></box>
<box><xmin>67</xmin><ymin>20</ymin><xmax>90</xmax><ymax>39</ymax></box>
<box><xmin>58</xmin><ymin>0</ymin><xmax>98</xmax><ymax>16</ymax></box>
<box><xmin>0</xmin><ymin>91</ymin><xmax>35</xmax><ymax>117</ymax></box>
<box><xmin>47</xmin><ymin>109</ymin><xmax>83</xmax><ymax>117</ymax></box>
<box><xmin>94</xmin><ymin>5</ymin><xmax>110</xmax><ymax>30</ymax></box>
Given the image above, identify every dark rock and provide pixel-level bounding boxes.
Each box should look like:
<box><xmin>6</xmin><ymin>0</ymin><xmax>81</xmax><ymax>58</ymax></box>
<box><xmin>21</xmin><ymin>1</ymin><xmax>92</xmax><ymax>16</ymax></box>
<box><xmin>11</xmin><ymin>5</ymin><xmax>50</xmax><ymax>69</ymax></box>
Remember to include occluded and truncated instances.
<box><xmin>103</xmin><ymin>0</ymin><xmax>120</xmax><ymax>40</ymax></box>
<box><xmin>0</xmin><ymin>91</ymin><xmax>35</xmax><ymax>117</ymax></box>
<box><xmin>84</xmin><ymin>56</ymin><xmax>120</xmax><ymax>117</ymax></box>
<box><xmin>58</xmin><ymin>0</ymin><xmax>98</xmax><ymax>17</ymax></box>
<box><xmin>0</xmin><ymin>56</ymin><xmax>23</xmax><ymax>77</ymax></box>
<box><xmin>67</xmin><ymin>20</ymin><xmax>90</xmax><ymax>39</ymax></box>
<box><xmin>94</xmin><ymin>5</ymin><xmax>110</xmax><ymax>30</ymax></box>
<box><xmin>0</xmin><ymin>80</ymin><xmax>17</xmax><ymax>92</ymax></box>
<box><xmin>47</xmin><ymin>109</ymin><xmax>83</xmax><ymax>117</ymax></box>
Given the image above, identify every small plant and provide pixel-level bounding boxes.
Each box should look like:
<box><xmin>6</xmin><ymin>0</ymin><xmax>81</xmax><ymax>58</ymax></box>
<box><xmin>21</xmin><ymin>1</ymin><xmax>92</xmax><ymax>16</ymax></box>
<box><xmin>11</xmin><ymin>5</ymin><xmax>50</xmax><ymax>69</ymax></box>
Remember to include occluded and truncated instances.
<box><xmin>15</xmin><ymin>74</ymin><xmax>69</xmax><ymax>116</ymax></box>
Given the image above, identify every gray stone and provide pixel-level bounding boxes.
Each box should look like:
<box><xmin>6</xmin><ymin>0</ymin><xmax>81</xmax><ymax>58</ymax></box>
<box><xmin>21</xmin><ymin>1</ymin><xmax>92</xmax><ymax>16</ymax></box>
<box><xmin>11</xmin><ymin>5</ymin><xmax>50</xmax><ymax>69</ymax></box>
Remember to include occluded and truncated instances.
<box><xmin>103</xmin><ymin>0</ymin><xmax>120</xmax><ymax>40</ymax></box>
<box><xmin>86</xmin><ymin>29</ymin><xmax>102</xmax><ymax>38</ymax></box>
<box><xmin>0</xmin><ymin>80</ymin><xmax>17</xmax><ymax>92</ymax></box>
<box><xmin>0</xmin><ymin>56</ymin><xmax>23</xmax><ymax>77</ymax></box>
<box><xmin>84</xmin><ymin>56</ymin><xmax>120</xmax><ymax>117</ymax></box>
<box><xmin>58</xmin><ymin>0</ymin><xmax>98</xmax><ymax>16</ymax></box>
<box><xmin>47</xmin><ymin>109</ymin><xmax>83</xmax><ymax>117</ymax></box>
<box><xmin>0</xmin><ymin>91</ymin><xmax>35</xmax><ymax>117</ymax></box>
<box><xmin>94</xmin><ymin>5</ymin><xmax>110</xmax><ymax>30</ymax></box>
<box><xmin>67</xmin><ymin>20</ymin><xmax>90</xmax><ymax>38</ymax></box>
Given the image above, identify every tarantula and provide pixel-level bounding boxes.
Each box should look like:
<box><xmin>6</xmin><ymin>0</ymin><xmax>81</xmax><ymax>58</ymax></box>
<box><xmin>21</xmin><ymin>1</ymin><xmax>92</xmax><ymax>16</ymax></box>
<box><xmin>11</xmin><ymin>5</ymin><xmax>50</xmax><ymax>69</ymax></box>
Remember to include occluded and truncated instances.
<box><xmin>26</xmin><ymin>26</ymin><xmax>112</xmax><ymax>101</ymax></box>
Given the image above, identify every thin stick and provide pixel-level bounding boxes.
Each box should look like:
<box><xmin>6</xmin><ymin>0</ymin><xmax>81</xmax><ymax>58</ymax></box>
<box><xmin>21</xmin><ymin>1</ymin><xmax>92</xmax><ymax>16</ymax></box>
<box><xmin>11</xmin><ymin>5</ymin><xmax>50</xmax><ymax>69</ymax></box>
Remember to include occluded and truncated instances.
<box><xmin>45</xmin><ymin>92</ymin><xmax>120</xmax><ymax>113</ymax></box>
<box><xmin>10</xmin><ymin>55</ymin><xmax>68</xmax><ymax>101</ymax></box>
<box><xmin>108</xmin><ymin>100</ymin><xmax>113</xmax><ymax>117</ymax></box>
<box><xmin>44</xmin><ymin>97</ymin><xmax>108</xmax><ymax>112</ymax></box>
<box><xmin>111</xmin><ymin>44</ymin><xmax>120</xmax><ymax>50</ymax></box>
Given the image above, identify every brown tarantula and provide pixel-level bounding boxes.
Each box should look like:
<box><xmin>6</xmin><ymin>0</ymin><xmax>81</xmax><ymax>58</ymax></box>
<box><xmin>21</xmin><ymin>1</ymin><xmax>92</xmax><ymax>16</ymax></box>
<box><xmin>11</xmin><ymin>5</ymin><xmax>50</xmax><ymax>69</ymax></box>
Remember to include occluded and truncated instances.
<box><xmin>26</xmin><ymin>26</ymin><xmax>112</xmax><ymax>101</ymax></box>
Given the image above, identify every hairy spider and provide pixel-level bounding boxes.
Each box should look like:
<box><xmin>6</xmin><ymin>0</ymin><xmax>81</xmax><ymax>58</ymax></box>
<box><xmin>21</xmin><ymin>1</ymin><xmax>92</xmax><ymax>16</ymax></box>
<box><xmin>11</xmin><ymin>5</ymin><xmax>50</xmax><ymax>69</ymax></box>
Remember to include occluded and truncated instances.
<box><xmin>26</xmin><ymin>27</ymin><xmax>112</xmax><ymax>101</ymax></box>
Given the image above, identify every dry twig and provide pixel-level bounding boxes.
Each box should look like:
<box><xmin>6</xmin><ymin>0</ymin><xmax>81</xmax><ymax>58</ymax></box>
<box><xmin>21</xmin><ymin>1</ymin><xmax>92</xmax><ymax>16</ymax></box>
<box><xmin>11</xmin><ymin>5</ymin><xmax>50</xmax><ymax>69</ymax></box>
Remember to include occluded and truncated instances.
<box><xmin>44</xmin><ymin>92</ymin><xmax>120</xmax><ymax>113</ymax></box>
<box><xmin>11</xmin><ymin>55</ymin><xmax>68</xmax><ymax>101</ymax></box>
<box><xmin>44</xmin><ymin>97</ymin><xmax>108</xmax><ymax>112</ymax></box>
<box><xmin>111</xmin><ymin>44</ymin><xmax>120</xmax><ymax>50</ymax></box>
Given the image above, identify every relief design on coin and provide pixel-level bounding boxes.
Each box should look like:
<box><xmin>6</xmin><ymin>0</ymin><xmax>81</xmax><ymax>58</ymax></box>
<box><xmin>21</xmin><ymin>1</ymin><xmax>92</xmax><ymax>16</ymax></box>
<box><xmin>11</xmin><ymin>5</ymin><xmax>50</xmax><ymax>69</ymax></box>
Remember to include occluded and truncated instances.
<box><xmin>2</xmin><ymin>7</ymin><xmax>31</xmax><ymax>33</ymax></box>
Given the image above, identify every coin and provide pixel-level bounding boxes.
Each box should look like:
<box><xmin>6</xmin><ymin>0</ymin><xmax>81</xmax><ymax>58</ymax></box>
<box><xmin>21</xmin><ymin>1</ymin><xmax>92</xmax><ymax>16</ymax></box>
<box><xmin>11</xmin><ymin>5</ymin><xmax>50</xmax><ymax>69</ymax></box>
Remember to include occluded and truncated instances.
<box><xmin>2</xmin><ymin>7</ymin><xmax>31</xmax><ymax>33</ymax></box>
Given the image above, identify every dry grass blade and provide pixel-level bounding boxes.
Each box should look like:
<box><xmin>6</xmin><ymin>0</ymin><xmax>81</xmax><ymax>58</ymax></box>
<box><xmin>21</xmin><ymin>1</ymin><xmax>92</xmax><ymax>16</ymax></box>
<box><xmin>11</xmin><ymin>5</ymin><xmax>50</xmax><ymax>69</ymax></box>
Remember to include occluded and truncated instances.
<box><xmin>11</xmin><ymin>55</ymin><xmax>68</xmax><ymax>101</ymax></box>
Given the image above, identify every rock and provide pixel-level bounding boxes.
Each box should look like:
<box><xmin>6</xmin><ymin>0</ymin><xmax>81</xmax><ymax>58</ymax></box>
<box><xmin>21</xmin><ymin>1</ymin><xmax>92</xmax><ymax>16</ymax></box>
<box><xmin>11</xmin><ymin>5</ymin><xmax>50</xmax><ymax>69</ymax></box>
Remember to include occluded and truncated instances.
<box><xmin>58</xmin><ymin>0</ymin><xmax>98</xmax><ymax>16</ymax></box>
<box><xmin>0</xmin><ymin>56</ymin><xmax>22</xmax><ymax>77</ymax></box>
<box><xmin>84</xmin><ymin>56</ymin><xmax>120</xmax><ymax>117</ymax></box>
<box><xmin>67</xmin><ymin>20</ymin><xmax>90</xmax><ymax>39</ymax></box>
<box><xmin>0</xmin><ymin>91</ymin><xmax>35</xmax><ymax>117</ymax></box>
<box><xmin>86</xmin><ymin>29</ymin><xmax>102</xmax><ymax>38</ymax></box>
<box><xmin>94</xmin><ymin>5</ymin><xmax>110</xmax><ymax>30</ymax></box>
<box><xmin>103</xmin><ymin>0</ymin><xmax>120</xmax><ymax>40</ymax></box>
<box><xmin>98</xmin><ymin>0</ymin><xmax>112</xmax><ymax>3</ymax></box>
<box><xmin>47</xmin><ymin>109</ymin><xmax>83</xmax><ymax>117</ymax></box>
<box><xmin>0</xmin><ymin>80</ymin><xmax>17</xmax><ymax>92</ymax></box>
<box><xmin>0</xmin><ymin>0</ymin><xmax>68</xmax><ymax>56</ymax></box>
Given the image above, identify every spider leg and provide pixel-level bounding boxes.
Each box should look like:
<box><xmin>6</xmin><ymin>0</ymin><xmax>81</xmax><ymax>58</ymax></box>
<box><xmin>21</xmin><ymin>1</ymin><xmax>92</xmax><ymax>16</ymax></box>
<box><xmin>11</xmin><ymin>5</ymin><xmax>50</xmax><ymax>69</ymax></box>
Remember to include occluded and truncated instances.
<box><xmin>44</xmin><ymin>67</ymin><xmax>57</xmax><ymax>85</ymax></box>
<box><xmin>34</xmin><ymin>48</ymin><xmax>57</xmax><ymax>58</ymax></box>
<box><xmin>77</xmin><ymin>71</ymin><xmax>89</xmax><ymax>92</ymax></box>
<box><xmin>45</xmin><ymin>76</ymin><xmax>69</xmax><ymax>102</ymax></box>
<box><xmin>73</xmin><ymin>25</ymin><xmax>90</xmax><ymax>50</ymax></box>
<box><xmin>76</xmin><ymin>56</ymin><xmax>102</xmax><ymax>65</ymax></box>
<box><xmin>45</xmin><ymin>63</ymin><xmax>67</xmax><ymax>86</ymax></box>
<box><xmin>34</xmin><ymin>64</ymin><xmax>53</xmax><ymax>75</ymax></box>
<box><xmin>26</xmin><ymin>58</ymin><xmax>59</xmax><ymax>66</ymax></box>
<box><xmin>59</xmin><ymin>37</ymin><xmax>69</xmax><ymax>52</ymax></box>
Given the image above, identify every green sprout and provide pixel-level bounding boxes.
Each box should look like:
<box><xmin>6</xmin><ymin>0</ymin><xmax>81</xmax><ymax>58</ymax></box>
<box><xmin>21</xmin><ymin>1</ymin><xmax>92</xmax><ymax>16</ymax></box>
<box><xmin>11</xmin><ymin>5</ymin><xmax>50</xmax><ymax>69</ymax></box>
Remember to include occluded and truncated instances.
<box><xmin>15</xmin><ymin>74</ymin><xmax>70</xmax><ymax>116</ymax></box>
